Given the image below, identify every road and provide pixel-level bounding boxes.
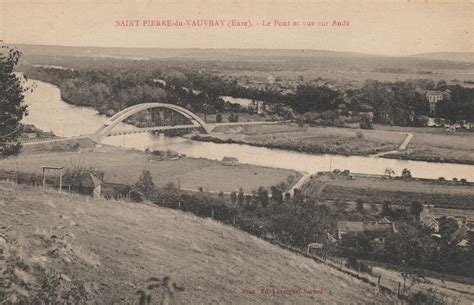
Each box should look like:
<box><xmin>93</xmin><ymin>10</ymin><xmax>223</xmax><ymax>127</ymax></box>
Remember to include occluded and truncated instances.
<box><xmin>371</xmin><ymin>132</ymin><xmax>414</xmax><ymax>157</ymax></box>
<box><xmin>399</xmin><ymin>132</ymin><xmax>414</xmax><ymax>150</ymax></box>
<box><xmin>207</xmin><ymin>120</ymin><xmax>290</xmax><ymax>132</ymax></box>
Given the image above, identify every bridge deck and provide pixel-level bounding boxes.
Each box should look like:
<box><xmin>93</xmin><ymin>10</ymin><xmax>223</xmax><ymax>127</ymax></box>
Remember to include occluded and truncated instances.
<box><xmin>107</xmin><ymin>124</ymin><xmax>197</xmax><ymax>137</ymax></box>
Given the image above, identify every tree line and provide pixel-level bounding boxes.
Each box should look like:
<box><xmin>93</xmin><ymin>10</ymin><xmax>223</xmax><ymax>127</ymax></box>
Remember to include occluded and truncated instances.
<box><xmin>25</xmin><ymin>63</ymin><xmax>474</xmax><ymax>127</ymax></box>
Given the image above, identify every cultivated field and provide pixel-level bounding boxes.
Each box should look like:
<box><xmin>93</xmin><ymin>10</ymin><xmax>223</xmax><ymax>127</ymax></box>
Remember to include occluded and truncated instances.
<box><xmin>303</xmin><ymin>174</ymin><xmax>474</xmax><ymax>209</ymax></box>
<box><xmin>212</xmin><ymin>123</ymin><xmax>406</xmax><ymax>155</ymax></box>
<box><xmin>0</xmin><ymin>145</ymin><xmax>300</xmax><ymax>193</ymax></box>
<box><xmin>0</xmin><ymin>183</ymin><xmax>399</xmax><ymax>304</ymax></box>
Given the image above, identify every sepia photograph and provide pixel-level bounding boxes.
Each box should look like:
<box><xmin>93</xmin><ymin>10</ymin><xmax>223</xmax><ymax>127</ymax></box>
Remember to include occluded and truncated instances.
<box><xmin>1</xmin><ymin>0</ymin><xmax>473</xmax><ymax>304</ymax></box>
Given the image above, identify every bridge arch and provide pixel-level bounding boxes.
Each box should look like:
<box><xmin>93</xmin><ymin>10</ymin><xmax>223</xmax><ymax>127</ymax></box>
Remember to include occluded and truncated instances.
<box><xmin>91</xmin><ymin>103</ymin><xmax>210</xmax><ymax>142</ymax></box>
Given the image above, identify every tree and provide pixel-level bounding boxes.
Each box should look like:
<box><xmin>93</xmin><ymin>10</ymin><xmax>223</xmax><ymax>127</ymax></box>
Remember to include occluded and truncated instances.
<box><xmin>271</xmin><ymin>186</ymin><xmax>283</xmax><ymax>204</ymax></box>
<box><xmin>0</xmin><ymin>43</ymin><xmax>28</xmax><ymax>157</ymax></box>
<box><xmin>356</xmin><ymin>198</ymin><xmax>364</xmax><ymax>212</ymax></box>
<box><xmin>410</xmin><ymin>201</ymin><xmax>423</xmax><ymax>221</ymax></box>
<box><xmin>359</xmin><ymin>113</ymin><xmax>373</xmax><ymax>129</ymax></box>
<box><xmin>237</xmin><ymin>188</ymin><xmax>245</xmax><ymax>206</ymax></box>
<box><xmin>257</xmin><ymin>187</ymin><xmax>269</xmax><ymax>208</ymax></box>
<box><xmin>401</xmin><ymin>168</ymin><xmax>412</xmax><ymax>179</ymax></box>
<box><xmin>135</xmin><ymin>170</ymin><xmax>155</xmax><ymax>198</ymax></box>
<box><xmin>382</xmin><ymin>201</ymin><xmax>393</xmax><ymax>217</ymax></box>
<box><xmin>384</xmin><ymin>168</ymin><xmax>395</xmax><ymax>179</ymax></box>
<box><xmin>230</xmin><ymin>191</ymin><xmax>237</xmax><ymax>204</ymax></box>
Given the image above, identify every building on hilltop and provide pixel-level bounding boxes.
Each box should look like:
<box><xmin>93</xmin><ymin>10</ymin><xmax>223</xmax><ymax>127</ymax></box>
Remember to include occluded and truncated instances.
<box><xmin>426</xmin><ymin>90</ymin><xmax>450</xmax><ymax>116</ymax></box>
<box><xmin>222</xmin><ymin>156</ymin><xmax>239</xmax><ymax>166</ymax></box>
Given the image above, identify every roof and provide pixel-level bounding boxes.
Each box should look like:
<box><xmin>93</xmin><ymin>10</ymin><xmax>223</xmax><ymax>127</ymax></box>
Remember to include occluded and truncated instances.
<box><xmin>338</xmin><ymin>220</ymin><xmax>395</xmax><ymax>234</ymax></box>
<box><xmin>426</xmin><ymin>90</ymin><xmax>443</xmax><ymax>96</ymax></box>
<box><xmin>338</xmin><ymin>221</ymin><xmax>364</xmax><ymax>233</ymax></box>
<box><xmin>90</xmin><ymin>174</ymin><xmax>103</xmax><ymax>187</ymax></box>
<box><xmin>222</xmin><ymin>156</ymin><xmax>239</xmax><ymax>162</ymax></box>
<box><xmin>63</xmin><ymin>173</ymin><xmax>103</xmax><ymax>188</ymax></box>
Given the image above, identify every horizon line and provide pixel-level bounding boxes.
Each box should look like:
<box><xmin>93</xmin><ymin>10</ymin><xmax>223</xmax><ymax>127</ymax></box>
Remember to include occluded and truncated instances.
<box><xmin>7</xmin><ymin>41</ymin><xmax>473</xmax><ymax>59</ymax></box>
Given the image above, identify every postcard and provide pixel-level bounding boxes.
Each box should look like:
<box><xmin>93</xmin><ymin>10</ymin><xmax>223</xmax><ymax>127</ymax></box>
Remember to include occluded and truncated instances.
<box><xmin>1</xmin><ymin>1</ymin><xmax>473</xmax><ymax>304</ymax></box>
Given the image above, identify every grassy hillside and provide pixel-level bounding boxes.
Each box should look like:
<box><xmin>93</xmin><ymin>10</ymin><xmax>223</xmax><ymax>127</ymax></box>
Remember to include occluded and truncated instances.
<box><xmin>0</xmin><ymin>182</ymin><xmax>398</xmax><ymax>304</ymax></box>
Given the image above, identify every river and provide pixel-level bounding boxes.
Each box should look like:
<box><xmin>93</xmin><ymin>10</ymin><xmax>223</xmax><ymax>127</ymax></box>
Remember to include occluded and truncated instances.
<box><xmin>22</xmin><ymin>79</ymin><xmax>474</xmax><ymax>181</ymax></box>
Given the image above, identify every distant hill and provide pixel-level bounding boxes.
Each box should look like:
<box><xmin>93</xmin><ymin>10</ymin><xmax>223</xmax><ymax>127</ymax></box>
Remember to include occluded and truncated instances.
<box><xmin>11</xmin><ymin>44</ymin><xmax>474</xmax><ymax>83</ymax></box>
<box><xmin>1</xmin><ymin>183</ymin><xmax>396</xmax><ymax>304</ymax></box>
<box><xmin>409</xmin><ymin>52</ymin><xmax>474</xmax><ymax>63</ymax></box>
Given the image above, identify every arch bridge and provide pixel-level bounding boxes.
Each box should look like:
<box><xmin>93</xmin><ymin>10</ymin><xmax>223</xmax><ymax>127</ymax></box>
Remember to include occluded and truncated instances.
<box><xmin>91</xmin><ymin>103</ymin><xmax>210</xmax><ymax>143</ymax></box>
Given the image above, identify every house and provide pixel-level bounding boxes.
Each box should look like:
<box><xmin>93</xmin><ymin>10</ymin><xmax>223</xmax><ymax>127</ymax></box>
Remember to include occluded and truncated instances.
<box><xmin>426</xmin><ymin>90</ymin><xmax>447</xmax><ymax>116</ymax></box>
<box><xmin>61</xmin><ymin>172</ymin><xmax>103</xmax><ymax>196</ymax></box>
<box><xmin>60</xmin><ymin>172</ymin><xmax>131</xmax><ymax>200</ymax></box>
<box><xmin>456</xmin><ymin>239</ymin><xmax>470</xmax><ymax>249</ymax></box>
<box><xmin>337</xmin><ymin>220</ymin><xmax>395</xmax><ymax>240</ymax></box>
<box><xmin>420</xmin><ymin>208</ymin><xmax>441</xmax><ymax>232</ymax></box>
<box><xmin>337</xmin><ymin>221</ymin><xmax>364</xmax><ymax>239</ymax></box>
<box><xmin>421</xmin><ymin>215</ymin><xmax>440</xmax><ymax>233</ymax></box>
<box><xmin>222</xmin><ymin>156</ymin><xmax>239</xmax><ymax>166</ymax></box>
<box><xmin>450</xmin><ymin>223</ymin><xmax>470</xmax><ymax>243</ymax></box>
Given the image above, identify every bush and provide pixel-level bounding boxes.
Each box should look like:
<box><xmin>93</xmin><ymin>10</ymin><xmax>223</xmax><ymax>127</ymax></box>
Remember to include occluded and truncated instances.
<box><xmin>230</xmin><ymin>191</ymin><xmax>237</xmax><ymax>204</ymax></box>
<box><xmin>407</xmin><ymin>291</ymin><xmax>450</xmax><ymax>305</ymax></box>
<box><xmin>345</xmin><ymin>257</ymin><xmax>372</xmax><ymax>274</ymax></box>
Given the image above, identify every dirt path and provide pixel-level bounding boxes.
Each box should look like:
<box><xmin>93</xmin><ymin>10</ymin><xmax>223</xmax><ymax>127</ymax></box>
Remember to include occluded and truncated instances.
<box><xmin>288</xmin><ymin>172</ymin><xmax>311</xmax><ymax>196</ymax></box>
<box><xmin>398</xmin><ymin>133</ymin><xmax>414</xmax><ymax>150</ymax></box>
<box><xmin>371</xmin><ymin>133</ymin><xmax>413</xmax><ymax>157</ymax></box>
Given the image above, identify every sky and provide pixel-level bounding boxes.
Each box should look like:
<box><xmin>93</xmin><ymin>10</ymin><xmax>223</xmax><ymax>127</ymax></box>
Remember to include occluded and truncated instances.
<box><xmin>1</xmin><ymin>0</ymin><xmax>473</xmax><ymax>56</ymax></box>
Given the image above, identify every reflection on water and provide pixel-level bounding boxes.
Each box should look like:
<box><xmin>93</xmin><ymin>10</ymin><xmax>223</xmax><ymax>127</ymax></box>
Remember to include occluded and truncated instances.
<box><xmin>23</xmin><ymin>79</ymin><xmax>474</xmax><ymax>181</ymax></box>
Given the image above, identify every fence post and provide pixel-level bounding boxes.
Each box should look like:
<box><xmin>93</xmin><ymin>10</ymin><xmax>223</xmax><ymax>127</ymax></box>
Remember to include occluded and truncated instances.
<box><xmin>59</xmin><ymin>168</ymin><xmax>63</xmax><ymax>193</ymax></box>
<box><xmin>42</xmin><ymin>167</ymin><xmax>46</xmax><ymax>188</ymax></box>
<box><xmin>397</xmin><ymin>282</ymin><xmax>401</xmax><ymax>297</ymax></box>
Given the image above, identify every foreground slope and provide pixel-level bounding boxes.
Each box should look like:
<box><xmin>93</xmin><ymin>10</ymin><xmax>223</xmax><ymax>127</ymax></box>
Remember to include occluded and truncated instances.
<box><xmin>0</xmin><ymin>183</ymin><xmax>397</xmax><ymax>304</ymax></box>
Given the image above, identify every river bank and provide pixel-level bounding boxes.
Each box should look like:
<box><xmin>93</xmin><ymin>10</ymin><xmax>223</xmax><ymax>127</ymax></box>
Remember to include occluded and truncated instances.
<box><xmin>383</xmin><ymin>149</ymin><xmax>474</xmax><ymax>166</ymax></box>
<box><xmin>20</xmin><ymin>79</ymin><xmax>474</xmax><ymax>181</ymax></box>
<box><xmin>202</xmin><ymin>122</ymin><xmax>474</xmax><ymax>166</ymax></box>
<box><xmin>195</xmin><ymin>123</ymin><xmax>405</xmax><ymax>156</ymax></box>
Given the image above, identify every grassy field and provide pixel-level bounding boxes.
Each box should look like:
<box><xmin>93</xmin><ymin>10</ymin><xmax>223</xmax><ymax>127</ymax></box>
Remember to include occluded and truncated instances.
<box><xmin>0</xmin><ymin>183</ymin><xmax>399</xmax><ymax>304</ymax></box>
<box><xmin>0</xmin><ymin>145</ymin><xmax>300</xmax><ymax>193</ymax></box>
<box><xmin>303</xmin><ymin>174</ymin><xmax>474</xmax><ymax>209</ymax></box>
<box><xmin>20</xmin><ymin>137</ymin><xmax>97</xmax><ymax>154</ymax></box>
<box><xmin>375</xmin><ymin>125</ymin><xmax>474</xmax><ymax>164</ymax></box>
<box><xmin>212</xmin><ymin>123</ymin><xmax>406</xmax><ymax>155</ymax></box>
